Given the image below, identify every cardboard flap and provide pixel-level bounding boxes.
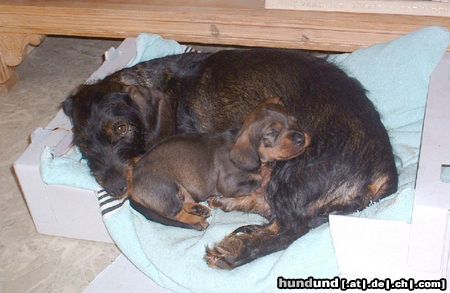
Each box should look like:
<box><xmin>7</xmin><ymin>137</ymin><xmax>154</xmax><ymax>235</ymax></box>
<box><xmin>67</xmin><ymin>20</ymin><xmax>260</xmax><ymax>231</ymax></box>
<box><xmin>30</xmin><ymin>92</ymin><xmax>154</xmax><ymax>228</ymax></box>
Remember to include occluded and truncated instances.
<box><xmin>331</xmin><ymin>54</ymin><xmax>450</xmax><ymax>279</ymax></box>
<box><xmin>87</xmin><ymin>38</ymin><xmax>137</xmax><ymax>83</ymax></box>
<box><xmin>330</xmin><ymin>215</ymin><xmax>410</xmax><ymax>278</ymax></box>
<box><xmin>415</xmin><ymin>53</ymin><xmax>450</xmax><ymax>209</ymax></box>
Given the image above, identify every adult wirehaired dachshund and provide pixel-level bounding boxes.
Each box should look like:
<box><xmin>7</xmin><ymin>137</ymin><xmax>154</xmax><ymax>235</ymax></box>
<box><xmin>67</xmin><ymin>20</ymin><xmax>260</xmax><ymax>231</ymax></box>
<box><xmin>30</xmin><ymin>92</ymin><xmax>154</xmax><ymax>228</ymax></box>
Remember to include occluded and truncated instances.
<box><xmin>63</xmin><ymin>48</ymin><xmax>398</xmax><ymax>269</ymax></box>
<box><xmin>128</xmin><ymin>98</ymin><xmax>310</xmax><ymax>231</ymax></box>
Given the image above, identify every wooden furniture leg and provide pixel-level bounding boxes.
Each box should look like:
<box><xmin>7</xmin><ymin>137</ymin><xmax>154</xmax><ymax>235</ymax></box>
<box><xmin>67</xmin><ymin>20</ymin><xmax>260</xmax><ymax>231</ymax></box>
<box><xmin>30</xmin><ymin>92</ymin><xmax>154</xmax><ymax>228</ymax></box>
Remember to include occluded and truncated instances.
<box><xmin>0</xmin><ymin>33</ymin><xmax>45</xmax><ymax>94</ymax></box>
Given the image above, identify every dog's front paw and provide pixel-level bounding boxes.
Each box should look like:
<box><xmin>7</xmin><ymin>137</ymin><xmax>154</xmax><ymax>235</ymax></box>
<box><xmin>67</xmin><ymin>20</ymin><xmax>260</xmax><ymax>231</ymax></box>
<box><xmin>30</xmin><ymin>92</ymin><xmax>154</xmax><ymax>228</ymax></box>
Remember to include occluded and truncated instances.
<box><xmin>204</xmin><ymin>233</ymin><xmax>250</xmax><ymax>270</ymax></box>
<box><xmin>204</xmin><ymin>246</ymin><xmax>234</xmax><ymax>270</ymax></box>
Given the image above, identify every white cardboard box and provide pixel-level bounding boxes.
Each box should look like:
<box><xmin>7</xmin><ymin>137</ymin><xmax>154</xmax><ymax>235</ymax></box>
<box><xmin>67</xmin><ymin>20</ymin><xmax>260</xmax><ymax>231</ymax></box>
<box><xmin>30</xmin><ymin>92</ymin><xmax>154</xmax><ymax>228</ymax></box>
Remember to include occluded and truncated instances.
<box><xmin>329</xmin><ymin>54</ymin><xmax>450</xmax><ymax>282</ymax></box>
<box><xmin>13</xmin><ymin>112</ymin><xmax>113</xmax><ymax>243</ymax></box>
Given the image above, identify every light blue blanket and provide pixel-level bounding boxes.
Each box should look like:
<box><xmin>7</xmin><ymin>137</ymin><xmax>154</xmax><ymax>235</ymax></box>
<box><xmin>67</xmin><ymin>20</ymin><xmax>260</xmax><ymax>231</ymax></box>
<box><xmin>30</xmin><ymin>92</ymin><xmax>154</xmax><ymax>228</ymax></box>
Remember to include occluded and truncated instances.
<box><xmin>42</xmin><ymin>28</ymin><xmax>449</xmax><ymax>292</ymax></box>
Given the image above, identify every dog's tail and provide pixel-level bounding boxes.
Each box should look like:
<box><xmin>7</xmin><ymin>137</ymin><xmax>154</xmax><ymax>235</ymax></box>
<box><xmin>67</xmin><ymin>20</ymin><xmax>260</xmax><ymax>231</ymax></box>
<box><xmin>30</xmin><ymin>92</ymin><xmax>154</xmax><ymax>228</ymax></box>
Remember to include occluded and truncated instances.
<box><xmin>129</xmin><ymin>199</ymin><xmax>194</xmax><ymax>230</ymax></box>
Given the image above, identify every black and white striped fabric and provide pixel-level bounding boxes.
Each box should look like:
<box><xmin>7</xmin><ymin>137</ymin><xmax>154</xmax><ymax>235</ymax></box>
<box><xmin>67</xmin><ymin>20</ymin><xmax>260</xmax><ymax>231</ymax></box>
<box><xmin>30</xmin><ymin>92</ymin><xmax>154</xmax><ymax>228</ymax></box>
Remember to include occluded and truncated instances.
<box><xmin>96</xmin><ymin>189</ymin><xmax>127</xmax><ymax>219</ymax></box>
<box><xmin>184</xmin><ymin>46</ymin><xmax>200</xmax><ymax>54</ymax></box>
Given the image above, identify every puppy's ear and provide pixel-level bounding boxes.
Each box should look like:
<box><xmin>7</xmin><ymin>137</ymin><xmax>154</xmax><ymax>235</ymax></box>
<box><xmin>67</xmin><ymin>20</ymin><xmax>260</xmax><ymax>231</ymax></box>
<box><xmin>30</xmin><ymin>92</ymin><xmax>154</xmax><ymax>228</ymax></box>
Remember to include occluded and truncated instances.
<box><xmin>230</xmin><ymin>127</ymin><xmax>260</xmax><ymax>171</ymax></box>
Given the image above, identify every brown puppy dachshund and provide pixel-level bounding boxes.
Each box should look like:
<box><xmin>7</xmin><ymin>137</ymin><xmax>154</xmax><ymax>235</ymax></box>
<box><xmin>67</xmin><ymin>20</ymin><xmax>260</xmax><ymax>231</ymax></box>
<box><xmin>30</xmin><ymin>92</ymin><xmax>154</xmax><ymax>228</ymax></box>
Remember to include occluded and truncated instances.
<box><xmin>128</xmin><ymin>98</ymin><xmax>311</xmax><ymax>230</ymax></box>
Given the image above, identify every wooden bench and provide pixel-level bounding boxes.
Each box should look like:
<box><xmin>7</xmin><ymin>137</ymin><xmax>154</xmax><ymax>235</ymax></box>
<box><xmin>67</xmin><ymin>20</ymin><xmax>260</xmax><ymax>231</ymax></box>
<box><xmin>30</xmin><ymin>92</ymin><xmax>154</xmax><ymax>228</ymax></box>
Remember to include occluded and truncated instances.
<box><xmin>1</xmin><ymin>0</ymin><xmax>449</xmax><ymax>93</ymax></box>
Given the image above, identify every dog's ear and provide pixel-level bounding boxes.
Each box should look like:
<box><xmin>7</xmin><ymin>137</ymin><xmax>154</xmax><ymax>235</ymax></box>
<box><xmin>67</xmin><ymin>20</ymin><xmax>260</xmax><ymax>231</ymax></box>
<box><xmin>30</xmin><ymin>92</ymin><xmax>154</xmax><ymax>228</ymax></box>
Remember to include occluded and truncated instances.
<box><xmin>125</xmin><ymin>85</ymin><xmax>148</xmax><ymax>113</ymax></box>
<box><xmin>62</xmin><ymin>85</ymin><xmax>87</xmax><ymax>120</ymax></box>
<box><xmin>152</xmin><ymin>88</ymin><xmax>175</xmax><ymax>139</ymax></box>
<box><xmin>125</xmin><ymin>85</ymin><xmax>175</xmax><ymax>142</ymax></box>
<box><xmin>230</xmin><ymin>126</ymin><xmax>260</xmax><ymax>171</ymax></box>
<box><xmin>62</xmin><ymin>95</ymin><xmax>74</xmax><ymax>119</ymax></box>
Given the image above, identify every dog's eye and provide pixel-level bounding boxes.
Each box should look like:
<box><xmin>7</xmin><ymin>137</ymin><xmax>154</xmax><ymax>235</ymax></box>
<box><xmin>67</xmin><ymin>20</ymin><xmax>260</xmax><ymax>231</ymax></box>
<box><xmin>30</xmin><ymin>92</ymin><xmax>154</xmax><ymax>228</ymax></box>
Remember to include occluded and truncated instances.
<box><xmin>114</xmin><ymin>122</ymin><xmax>129</xmax><ymax>136</ymax></box>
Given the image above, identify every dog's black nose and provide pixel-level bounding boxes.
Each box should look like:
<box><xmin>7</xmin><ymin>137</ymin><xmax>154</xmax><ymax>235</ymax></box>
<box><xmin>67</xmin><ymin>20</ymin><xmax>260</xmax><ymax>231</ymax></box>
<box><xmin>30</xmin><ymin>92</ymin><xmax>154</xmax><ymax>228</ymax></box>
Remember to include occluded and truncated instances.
<box><xmin>107</xmin><ymin>182</ymin><xmax>128</xmax><ymax>198</ymax></box>
<box><xmin>292</xmin><ymin>132</ymin><xmax>305</xmax><ymax>146</ymax></box>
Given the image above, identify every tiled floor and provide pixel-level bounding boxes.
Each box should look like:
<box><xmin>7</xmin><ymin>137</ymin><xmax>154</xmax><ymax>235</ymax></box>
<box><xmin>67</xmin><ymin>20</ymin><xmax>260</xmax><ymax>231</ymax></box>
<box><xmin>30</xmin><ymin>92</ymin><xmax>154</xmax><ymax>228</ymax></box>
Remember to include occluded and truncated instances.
<box><xmin>0</xmin><ymin>37</ymin><xmax>122</xmax><ymax>293</ymax></box>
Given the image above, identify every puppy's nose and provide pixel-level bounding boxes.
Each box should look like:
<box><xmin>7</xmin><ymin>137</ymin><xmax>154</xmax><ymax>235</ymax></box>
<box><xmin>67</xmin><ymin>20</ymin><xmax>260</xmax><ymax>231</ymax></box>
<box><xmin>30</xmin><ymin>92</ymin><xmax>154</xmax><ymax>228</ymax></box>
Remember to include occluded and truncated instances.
<box><xmin>292</xmin><ymin>132</ymin><xmax>305</xmax><ymax>146</ymax></box>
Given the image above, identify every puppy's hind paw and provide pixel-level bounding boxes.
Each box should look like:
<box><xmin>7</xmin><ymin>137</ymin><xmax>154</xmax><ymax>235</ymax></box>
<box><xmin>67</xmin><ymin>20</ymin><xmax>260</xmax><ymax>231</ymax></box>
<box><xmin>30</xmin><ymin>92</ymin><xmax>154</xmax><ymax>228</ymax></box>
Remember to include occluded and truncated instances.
<box><xmin>184</xmin><ymin>203</ymin><xmax>211</xmax><ymax>217</ymax></box>
<box><xmin>193</xmin><ymin>219</ymin><xmax>210</xmax><ymax>231</ymax></box>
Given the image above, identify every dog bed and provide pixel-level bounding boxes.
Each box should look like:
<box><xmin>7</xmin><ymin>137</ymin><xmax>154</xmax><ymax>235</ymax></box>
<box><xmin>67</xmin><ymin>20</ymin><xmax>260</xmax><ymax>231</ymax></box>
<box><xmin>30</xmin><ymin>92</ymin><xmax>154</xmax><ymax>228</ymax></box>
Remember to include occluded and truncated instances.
<box><xmin>41</xmin><ymin>27</ymin><xmax>449</xmax><ymax>293</ymax></box>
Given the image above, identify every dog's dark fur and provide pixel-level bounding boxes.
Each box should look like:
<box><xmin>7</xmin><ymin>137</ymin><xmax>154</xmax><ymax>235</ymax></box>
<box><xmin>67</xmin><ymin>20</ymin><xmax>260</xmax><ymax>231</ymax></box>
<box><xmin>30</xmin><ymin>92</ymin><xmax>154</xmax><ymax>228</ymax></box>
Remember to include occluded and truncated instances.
<box><xmin>128</xmin><ymin>99</ymin><xmax>310</xmax><ymax>230</ymax></box>
<box><xmin>63</xmin><ymin>49</ymin><xmax>398</xmax><ymax>269</ymax></box>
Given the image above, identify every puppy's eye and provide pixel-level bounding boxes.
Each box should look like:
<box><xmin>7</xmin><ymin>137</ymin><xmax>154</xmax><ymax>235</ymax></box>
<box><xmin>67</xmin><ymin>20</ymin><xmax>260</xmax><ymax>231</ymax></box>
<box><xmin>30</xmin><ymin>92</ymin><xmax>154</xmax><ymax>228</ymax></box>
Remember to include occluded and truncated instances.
<box><xmin>262</xmin><ymin>128</ymin><xmax>280</xmax><ymax>147</ymax></box>
<box><xmin>114</xmin><ymin>122</ymin><xmax>129</xmax><ymax>136</ymax></box>
<box><xmin>265</xmin><ymin>128</ymin><xmax>280</xmax><ymax>138</ymax></box>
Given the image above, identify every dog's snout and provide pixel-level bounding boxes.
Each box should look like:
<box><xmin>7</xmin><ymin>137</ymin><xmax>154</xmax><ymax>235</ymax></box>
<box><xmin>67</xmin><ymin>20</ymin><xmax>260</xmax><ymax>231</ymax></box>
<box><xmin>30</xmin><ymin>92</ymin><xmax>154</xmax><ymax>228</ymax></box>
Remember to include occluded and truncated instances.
<box><xmin>292</xmin><ymin>132</ymin><xmax>305</xmax><ymax>146</ymax></box>
<box><xmin>107</xmin><ymin>181</ymin><xmax>128</xmax><ymax>198</ymax></box>
<box><xmin>119</xmin><ymin>184</ymin><xmax>128</xmax><ymax>194</ymax></box>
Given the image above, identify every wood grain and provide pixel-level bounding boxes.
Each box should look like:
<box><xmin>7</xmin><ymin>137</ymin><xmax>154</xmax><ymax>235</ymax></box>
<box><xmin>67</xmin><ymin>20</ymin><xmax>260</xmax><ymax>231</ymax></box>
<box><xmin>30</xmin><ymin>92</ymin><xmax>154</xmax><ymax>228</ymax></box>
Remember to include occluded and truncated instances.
<box><xmin>0</xmin><ymin>33</ymin><xmax>44</xmax><ymax>93</ymax></box>
<box><xmin>0</xmin><ymin>0</ymin><xmax>449</xmax><ymax>52</ymax></box>
<box><xmin>0</xmin><ymin>60</ymin><xmax>18</xmax><ymax>95</ymax></box>
<box><xmin>266</xmin><ymin>0</ymin><xmax>450</xmax><ymax>17</ymax></box>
